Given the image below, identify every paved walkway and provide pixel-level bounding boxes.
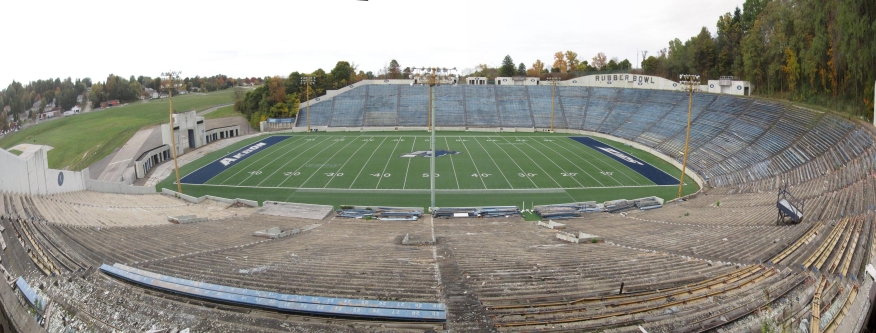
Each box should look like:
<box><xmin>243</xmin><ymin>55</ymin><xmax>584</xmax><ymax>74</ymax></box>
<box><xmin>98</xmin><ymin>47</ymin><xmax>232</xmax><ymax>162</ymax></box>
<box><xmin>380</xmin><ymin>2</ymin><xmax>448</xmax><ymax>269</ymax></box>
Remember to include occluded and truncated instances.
<box><xmin>96</xmin><ymin>127</ymin><xmax>159</xmax><ymax>182</ymax></box>
<box><xmin>196</xmin><ymin>103</ymin><xmax>233</xmax><ymax>116</ymax></box>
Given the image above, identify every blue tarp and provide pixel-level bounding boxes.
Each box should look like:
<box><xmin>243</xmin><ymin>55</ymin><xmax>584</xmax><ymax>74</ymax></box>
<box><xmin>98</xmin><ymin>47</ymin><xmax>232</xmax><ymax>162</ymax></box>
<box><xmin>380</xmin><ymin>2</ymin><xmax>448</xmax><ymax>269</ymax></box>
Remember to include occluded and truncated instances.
<box><xmin>569</xmin><ymin>137</ymin><xmax>680</xmax><ymax>185</ymax></box>
<box><xmin>15</xmin><ymin>277</ymin><xmax>44</xmax><ymax>311</ymax></box>
<box><xmin>267</xmin><ymin>118</ymin><xmax>296</xmax><ymax>123</ymax></box>
<box><xmin>101</xmin><ymin>264</ymin><xmax>445</xmax><ymax>321</ymax></box>
<box><xmin>180</xmin><ymin>136</ymin><xmax>292</xmax><ymax>184</ymax></box>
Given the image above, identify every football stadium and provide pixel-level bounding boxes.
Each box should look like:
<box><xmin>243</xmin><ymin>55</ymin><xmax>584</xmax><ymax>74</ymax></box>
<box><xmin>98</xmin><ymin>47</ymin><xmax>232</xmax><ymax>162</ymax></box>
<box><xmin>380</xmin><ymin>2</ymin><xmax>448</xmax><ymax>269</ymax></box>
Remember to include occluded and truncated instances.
<box><xmin>1</xmin><ymin>2</ymin><xmax>876</xmax><ymax>333</ymax></box>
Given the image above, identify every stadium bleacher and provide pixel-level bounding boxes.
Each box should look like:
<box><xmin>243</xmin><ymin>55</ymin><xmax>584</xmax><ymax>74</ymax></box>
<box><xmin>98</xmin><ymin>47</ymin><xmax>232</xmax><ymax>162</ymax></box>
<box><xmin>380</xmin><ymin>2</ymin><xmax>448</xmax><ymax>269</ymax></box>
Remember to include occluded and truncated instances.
<box><xmin>2</xmin><ymin>82</ymin><xmax>875</xmax><ymax>331</ymax></box>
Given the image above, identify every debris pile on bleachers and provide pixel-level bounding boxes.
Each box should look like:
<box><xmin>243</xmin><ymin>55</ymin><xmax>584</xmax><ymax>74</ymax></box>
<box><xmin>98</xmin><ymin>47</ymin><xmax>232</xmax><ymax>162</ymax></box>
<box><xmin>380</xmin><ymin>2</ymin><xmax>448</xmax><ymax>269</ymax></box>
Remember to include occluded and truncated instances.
<box><xmin>604</xmin><ymin>199</ymin><xmax>636</xmax><ymax>212</ymax></box>
<box><xmin>252</xmin><ymin>226</ymin><xmax>300</xmax><ymax>239</ymax></box>
<box><xmin>533</xmin><ymin>202</ymin><xmax>604</xmax><ymax>219</ymax></box>
<box><xmin>633</xmin><ymin>196</ymin><xmax>664</xmax><ymax>210</ymax></box>
<box><xmin>335</xmin><ymin>206</ymin><xmax>423</xmax><ymax>221</ymax></box>
<box><xmin>432</xmin><ymin>206</ymin><xmax>521</xmax><ymax>218</ymax></box>
<box><xmin>168</xmin><ymin>215</ymin><xmax>207</xmax><ymax>224</ymax></box>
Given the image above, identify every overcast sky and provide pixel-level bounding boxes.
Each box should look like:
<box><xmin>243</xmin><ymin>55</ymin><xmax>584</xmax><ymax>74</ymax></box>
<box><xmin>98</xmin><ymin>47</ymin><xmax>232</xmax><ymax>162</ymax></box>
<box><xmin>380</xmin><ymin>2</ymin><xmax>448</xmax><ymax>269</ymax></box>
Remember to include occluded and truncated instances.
<box><xmin>1</xmin><ymin>0</ymin><xmax>744</xmax><ymax>85</ymax></box>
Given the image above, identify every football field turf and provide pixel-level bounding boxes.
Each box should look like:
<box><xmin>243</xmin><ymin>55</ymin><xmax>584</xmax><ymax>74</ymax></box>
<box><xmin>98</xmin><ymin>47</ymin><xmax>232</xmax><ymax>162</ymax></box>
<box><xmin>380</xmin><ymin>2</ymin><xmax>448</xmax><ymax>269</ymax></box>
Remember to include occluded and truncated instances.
<box><xmin>161</xmin><ymin>132</ymin><xmax>698</xmax><ymax>208</ymax></box>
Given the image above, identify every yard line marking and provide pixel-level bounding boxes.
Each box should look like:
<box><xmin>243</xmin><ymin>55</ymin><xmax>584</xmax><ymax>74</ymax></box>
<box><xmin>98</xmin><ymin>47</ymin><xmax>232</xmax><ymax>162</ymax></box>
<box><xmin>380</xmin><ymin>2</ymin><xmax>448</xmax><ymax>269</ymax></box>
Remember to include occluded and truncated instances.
<box><xmin>188</xmin><ymin>182</ymin><xmax>680</xmax><ymax>190</ymax></box>
<box><xmin>325</xmin><ymin>136</ymin><xmax>377</xmax><ymax>188</ymax></box>
<box><xmin>553</xmin><ymin>137</ymin><xmax>650</xmax><ymax>185</ymax></box>
<box><xmin>298</xmin><ymin>134</ymin><xmax>362</xmax><ymax>187</ymax></box>
<box><xmin>471</xmin><ymin>137</ymin><xmax>514</xmax><ymax>189</ymax></box>
<box><xmin>525</xmin><ymin>138</ymin><xmax>605</xmax><ymax>186</ymax></box>
<box><xmin>537</xmin><ymin>138</ymin><xmax>629</xmax><ymax>186</ymax></box>
<box><xmin>276</xmin><ymin>138</ymin><xmax>346</xmax><ymax>187</ymax></box>
<box><xmin>402</xmin><ymin>137</ymin><xmax>417</xmax><ymax>189</ymax></box>
<box><xmin>518</xmin><ymin>139</ymin><xmax>587</xmax><ymax>188</ymax></box>
<box><xmin>456</xmin><ymin>136</ymin><xmax>488</xmax><ymax>189</ymax></box>
<box><xmin>482</xmin><ymin>136</ymin><xmax>539</xmax><ymax>188</ymax></box>
<box><xmin>496</xmin><ymin>137</ymin><xmax>568</xmax><ymax>187</ymax></box>
<box><xmin>348</xmin><ymin>137</ymin><xmax>389</xmax><ymax>189</ymax></box>
<box><xmin>252</xmin><ymin>136</ymin><xmax>323</xmax><ymax>186</ymax></box>
<box><xmin>218</xmin><ymin>136</ymin><xmax>304</xmax><ymax>185</ymax></box>
<box><xmin>375</xmin><ymin>136</ymin><xmax>404</xmax><ymax>189</ymax></box>
<box><xmin>443</xmin><ymin>137</ymin><xmax>460</xmax><ymax>189</ymax></box>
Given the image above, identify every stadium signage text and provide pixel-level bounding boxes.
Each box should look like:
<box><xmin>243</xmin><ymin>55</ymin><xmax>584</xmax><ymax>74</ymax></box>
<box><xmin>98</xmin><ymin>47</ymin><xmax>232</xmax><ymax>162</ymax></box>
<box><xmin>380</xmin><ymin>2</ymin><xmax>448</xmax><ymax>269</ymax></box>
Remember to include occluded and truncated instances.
<box><xmin>220</xmin><ymin>142</ymin><xmax>267</xmax><ymax>166</ymax></box>
<box><xmin>596</xmin><ymin>147</ymin><xmax>643</xmax><ymax>165</ymax></box>
<box><xmin>594</xmin><ymin>75</ymin><xmax>656</xmax><ymax>83</ymax></box>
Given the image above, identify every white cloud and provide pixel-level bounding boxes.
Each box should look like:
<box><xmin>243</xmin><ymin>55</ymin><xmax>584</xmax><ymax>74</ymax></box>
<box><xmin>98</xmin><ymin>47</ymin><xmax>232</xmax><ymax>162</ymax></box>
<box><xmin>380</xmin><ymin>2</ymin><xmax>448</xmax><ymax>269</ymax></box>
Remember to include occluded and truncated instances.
<box><xmin>0</xmin><ymin>0</ymin><xmax>743</xmax><ymax>85</ymax></box>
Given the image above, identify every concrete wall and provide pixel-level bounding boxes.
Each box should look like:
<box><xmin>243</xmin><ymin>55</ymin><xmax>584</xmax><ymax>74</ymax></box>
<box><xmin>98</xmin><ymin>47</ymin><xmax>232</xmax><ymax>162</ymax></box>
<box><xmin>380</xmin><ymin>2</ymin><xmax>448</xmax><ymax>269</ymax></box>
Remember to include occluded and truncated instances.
<box><xmin>0</xmin><ymin>147</ymin><xmax>87</xmax><ymax>195</ymax></box>
<box><xmin>86</xmin><ymin>178</ymin><xmax>156</xmax><ymax>194</ymax></box>
<box><xmin>161</xmin><ymin>188</ymin><xmax>258</xmax><ymax>207</ymax></box>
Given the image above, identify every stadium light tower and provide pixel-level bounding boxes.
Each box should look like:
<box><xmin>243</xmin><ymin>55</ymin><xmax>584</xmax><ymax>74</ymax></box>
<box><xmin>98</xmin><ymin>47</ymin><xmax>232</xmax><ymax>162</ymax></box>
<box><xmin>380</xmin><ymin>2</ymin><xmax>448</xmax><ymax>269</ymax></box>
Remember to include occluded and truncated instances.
<box><xmin>411</xmin><ymin>66</ymin><xmax>458</xmax><ymax>211</ymax></box>
<box><xmin>545</xmin><ymin>75</ymin><xmax>561</xmax><ymax>132</ymax></box>
<box><xmin>300</xmin><ymin>76</ymin><xmax>316</xmax><ymax>132</ymax></box>
<box><xmin>162</xmin><ymin>70</ymin><xmax>183</xmax><ymax>193</ymax></box>
<box><xmin>677</xmin><ymin>74</ymin><xmax>700</xmax><ymax>199</ymax></box>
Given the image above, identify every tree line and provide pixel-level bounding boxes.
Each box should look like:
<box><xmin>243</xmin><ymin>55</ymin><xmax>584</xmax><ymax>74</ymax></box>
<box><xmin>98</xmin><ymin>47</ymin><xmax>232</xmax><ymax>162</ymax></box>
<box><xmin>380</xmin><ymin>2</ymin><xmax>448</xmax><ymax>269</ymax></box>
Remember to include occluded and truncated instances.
<box><xmin>641</xmin><ymin>0</ymin><xmax>875</xmax><ymax>119</ymax></box>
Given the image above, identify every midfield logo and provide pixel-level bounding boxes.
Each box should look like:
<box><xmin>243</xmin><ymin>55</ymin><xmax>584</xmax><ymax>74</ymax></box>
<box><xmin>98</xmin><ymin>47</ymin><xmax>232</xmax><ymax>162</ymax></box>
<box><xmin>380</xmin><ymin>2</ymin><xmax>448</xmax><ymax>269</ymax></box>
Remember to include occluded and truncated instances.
<box><xmin>400</xmin><ymin>150</ymin><xmax>461</xmax><ymax>158</ymax></box>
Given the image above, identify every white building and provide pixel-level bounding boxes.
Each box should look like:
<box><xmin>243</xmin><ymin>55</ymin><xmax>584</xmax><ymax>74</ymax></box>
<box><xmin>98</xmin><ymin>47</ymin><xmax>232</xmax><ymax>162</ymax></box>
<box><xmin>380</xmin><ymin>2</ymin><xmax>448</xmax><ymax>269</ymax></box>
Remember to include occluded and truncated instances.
<box><xmin>466</xmin><ymin>77</ymin><xmax>487</xmax><ymax>85</ymax></box>
<box><xmin>706</xmin><ymin>76</ymin><xmax>753</xmax><ymax>96</ymax></box>
<box><xmin>161</xmin><ymin>110</ymin><xmax>206</xmax><ymax>156</ymax></box>
<box><xmin>495</xmin><ymin>77</ymin><xmax>540</xmax><ymax>86</ymax></box>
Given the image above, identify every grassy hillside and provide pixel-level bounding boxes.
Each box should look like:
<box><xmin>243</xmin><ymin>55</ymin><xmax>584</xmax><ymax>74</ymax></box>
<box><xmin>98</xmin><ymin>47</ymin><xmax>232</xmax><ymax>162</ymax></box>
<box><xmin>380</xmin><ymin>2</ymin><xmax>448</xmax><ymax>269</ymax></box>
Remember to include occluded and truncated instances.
<box><xmin>203</xmin><ymin>105</ymin><xmax>242</xmax><ymax>120</ymax></box>
<box><xmin>0</xmin><ymin>90</ymin><xmax>233</xmax><ymax>170</ymax></box>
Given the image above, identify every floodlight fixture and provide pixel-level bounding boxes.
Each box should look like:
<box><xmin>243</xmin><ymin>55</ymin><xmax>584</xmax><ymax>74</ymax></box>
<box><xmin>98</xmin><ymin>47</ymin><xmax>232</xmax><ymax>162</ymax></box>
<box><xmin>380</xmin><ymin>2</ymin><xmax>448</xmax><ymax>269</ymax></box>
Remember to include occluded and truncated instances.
<box><xmin>161</xmin><ymin>70</ymin><xmax>183</xmax><ymax>193</ymax></box>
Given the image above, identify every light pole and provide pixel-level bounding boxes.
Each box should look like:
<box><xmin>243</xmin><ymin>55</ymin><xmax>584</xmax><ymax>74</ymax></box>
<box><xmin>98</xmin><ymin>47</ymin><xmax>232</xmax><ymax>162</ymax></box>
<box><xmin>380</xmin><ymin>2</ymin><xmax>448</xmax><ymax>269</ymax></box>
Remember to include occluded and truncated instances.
<box><xmin>545</xmin><ymin>75</ymin><xmax>561</xmax><ymax>132</ymax></box>
<box><xmin>300</xmin><ymin>76</ymin><xmax>316</xmax><ymax>132</ymax></box>
<box><xmin>411</xmin><ymin>67</ymin><xmax>457</xmax><ymax>211</ymax></box>
<box><xmin>162</xmin><ymin>70</ymin><xmax>183</xmax><ymax>193</ymax></box>
<box><xmin>677</xmin><ymin>74</ymin><xmax>700</xmax><ymax>199</ymax></box>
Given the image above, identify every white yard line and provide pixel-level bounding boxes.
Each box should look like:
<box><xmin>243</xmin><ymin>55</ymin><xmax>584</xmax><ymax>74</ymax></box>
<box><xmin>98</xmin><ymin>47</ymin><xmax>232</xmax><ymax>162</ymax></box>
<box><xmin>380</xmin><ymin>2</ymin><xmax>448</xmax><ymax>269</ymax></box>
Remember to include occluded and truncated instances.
<box><xmin>529</xmin><ymin>138</ymin><xmax>614</xmax><ymax>186</ymax></box>
<box><xmin>218</xmin><ymin>136</ymin><xmax>304</xmax><ymax>185</ymax></box>
<box><xmin>324</xmin><ymin>136</ymin><xmax>376</xmax><ymax>188</ymax></box>
<box><xmin>297</xmin><ymin>135</ymin><xmax>362</xmax><ymax>187</ymax></box>
<box><xmin>443</xmin><ymin>137</ymin><xmax>460</xmax><ymax>189</ymax></box>
<box><xmin>276</xmin><ymin>138</ymin><xmax>345</xmax><ymax>187</ymax></box>
<box><xmin>520</xmin><ymin>139</ymin><xmax>588</xmax><ymax>188</ymax></box>
<box><xmin>348</xmin><ymin>137</ymin><xmax>389</xmax><ymax>189</ymax></box>
<box><xmin>554</xmin><ymin>137</ymin><xmax>651</xmax><ymax>185</ymax></box>
<box><xmin>482</xmin><ymin>136</ymin><xmax>539</xmax><ymax>188</ymax></box>
<box><xmin>251</xmin><ymin>136</ymin><xmax>321</xmax><ymax>186</ymax></box>
<box><xmin>469</xmin><ymin>137</ymin><xmax>514</xmax><ymax>188</ymax></box>
<box><xmin>500</xmin><ymin>136</ymin><xmax>564</xmax><ymax>188</ymax></box>
<box><xmin>402</xmin><ymin>137</ymin><xmax>417</xmax><ymax>189</ymax></box>
<box><xmin>457</xmin><ymin>136</ymin><xmax>488</xmax><ymax>189</ymax></box>
<box><xmin>374</xmin><ymin>136</ymin><xmax>404</xmax><ymax>188</ymax></box>
<box><xmin>540</xmin><ymin>139</ymin><xmax>639</xmax><ymax>185</ymax></box>
<box><xmin>184</xmin><ymin>182</ymin><xmax>680</xmax><ymax>190</ymax></box>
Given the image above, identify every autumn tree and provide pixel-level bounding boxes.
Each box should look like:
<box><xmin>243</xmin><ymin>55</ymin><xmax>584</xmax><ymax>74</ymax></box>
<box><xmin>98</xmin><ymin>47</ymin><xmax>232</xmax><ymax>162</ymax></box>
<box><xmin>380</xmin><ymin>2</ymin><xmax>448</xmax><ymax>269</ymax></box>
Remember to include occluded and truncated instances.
<box><xmin>591</xmin><ymin>52</ymin><xmax>607</xmax><ymax>70</ymax></box>
<box><xmin>564</xmin><ymin>51</ymin><xmax>580</xmax><ymax>72</ymax></box>
<box><xmin>552</xmin><ymin>52</ymin><xmax>568</xmax><ymax>73</ymax></box>
<box><xmin>528</xmin><ymin>59</ymin><xmax>545</xmax><ymax>77</ymax></box>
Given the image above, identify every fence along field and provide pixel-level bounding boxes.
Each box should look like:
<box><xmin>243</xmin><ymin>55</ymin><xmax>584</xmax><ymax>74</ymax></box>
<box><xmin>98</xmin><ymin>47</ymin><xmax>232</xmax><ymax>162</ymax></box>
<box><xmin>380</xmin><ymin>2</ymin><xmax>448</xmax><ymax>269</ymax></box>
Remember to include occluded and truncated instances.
<box><xmin>164</xmin><ymin>132</ymin><xmax>696</xmax><ymax>208</ymax></box>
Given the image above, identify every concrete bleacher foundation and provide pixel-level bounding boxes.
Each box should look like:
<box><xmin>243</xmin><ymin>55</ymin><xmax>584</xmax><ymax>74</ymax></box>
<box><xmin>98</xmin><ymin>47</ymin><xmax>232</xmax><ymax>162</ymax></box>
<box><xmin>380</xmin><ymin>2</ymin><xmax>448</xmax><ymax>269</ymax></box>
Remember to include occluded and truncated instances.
<box><xmin>168</xmin><ymin>215</ymin><xmax>207</xmax><ymax>224</ymax></box>
<box><xmin>257</xmin><ymin>201</ymin><xmax>333</xmax><ymax>220</ymax></box>
<box><xmin>253</xmin><ymin>227</ymin><xmax>301</xmax><ymax>239</ymax></box>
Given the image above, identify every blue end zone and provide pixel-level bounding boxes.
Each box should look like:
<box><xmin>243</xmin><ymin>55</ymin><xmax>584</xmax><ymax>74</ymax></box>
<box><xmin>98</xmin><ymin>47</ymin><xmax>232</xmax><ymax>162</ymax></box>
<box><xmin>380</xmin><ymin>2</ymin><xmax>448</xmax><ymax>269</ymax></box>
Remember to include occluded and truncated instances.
<box><xmin>569</xmin><ymin>137</ymin><xmax>680</xmax><ymax>185</ymax></box>
<box><xmin>180</xmin><ymin>136</ymin><xmax>291</xmax><ymax>184</ymax></box>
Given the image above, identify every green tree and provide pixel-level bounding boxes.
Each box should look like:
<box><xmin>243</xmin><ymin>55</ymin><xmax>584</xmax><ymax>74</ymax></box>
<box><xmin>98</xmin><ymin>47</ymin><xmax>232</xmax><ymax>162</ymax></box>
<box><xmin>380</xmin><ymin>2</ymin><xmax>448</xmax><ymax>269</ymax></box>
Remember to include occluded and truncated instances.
<box><xmin>499</xmin><ymin>55</ymin><xmax>516</xmax><ymax>77</ymax></box>
<box><xmin>618</xmin><ymin>59</ymin><xmax>632</xmax><ymax>70</ymax></box>
<box><xmin>389</xmin><ymin>59</ymin><xmax>401</xmax><ymax>79</ymax></box>
<box><xmin>517</xmin><ymin>63</ymin><xmax>526</xmax><ymax>76</ymax></box>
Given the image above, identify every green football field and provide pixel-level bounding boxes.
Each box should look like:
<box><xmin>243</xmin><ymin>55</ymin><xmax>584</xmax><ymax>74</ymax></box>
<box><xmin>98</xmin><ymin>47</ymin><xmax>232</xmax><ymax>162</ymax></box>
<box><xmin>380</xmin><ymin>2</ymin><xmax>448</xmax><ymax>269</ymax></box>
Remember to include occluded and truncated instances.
<box><xmin>160</xmin><ymin>132</ymin><xmax>699</xmax><ymax>208</ymax></box>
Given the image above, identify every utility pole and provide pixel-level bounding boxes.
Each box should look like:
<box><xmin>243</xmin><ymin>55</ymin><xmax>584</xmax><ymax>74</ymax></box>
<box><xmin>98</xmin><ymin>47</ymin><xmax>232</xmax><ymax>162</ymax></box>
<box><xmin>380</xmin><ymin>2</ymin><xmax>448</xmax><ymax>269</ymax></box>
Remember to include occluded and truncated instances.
<box><xmin>546</xmin><ymin>76</ymin><xmax>560</xmax><ymax>132</ymax></box>
<box><xmin>301</xmin><ymin>76</ymin><xmax>316</xmax><ymax>132</ymax></box>
<box><xmin>411</xmin><ymin>67</ymin><xmax>457</xmax><ymax>211</ymax></box>
<box><xmin>677</xmin><ymin>74</ymin><xmax>700</xmax><ymax>199</ymax></box>
<box><xmin>162</xmin><ymin>71</ymin><xmax>183</xmax><ymax>193</ymax></box>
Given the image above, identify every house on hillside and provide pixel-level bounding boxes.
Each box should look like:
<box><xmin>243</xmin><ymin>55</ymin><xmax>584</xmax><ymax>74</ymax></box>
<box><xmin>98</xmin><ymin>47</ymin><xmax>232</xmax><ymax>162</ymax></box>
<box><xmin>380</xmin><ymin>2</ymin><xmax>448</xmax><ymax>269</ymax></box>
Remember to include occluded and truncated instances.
<box><xmin>70</xmin><ymin>105</ymin><xmax>81</xmax><ymax>113</ymax></box>
<box><xmin>40</xmin><ymin>110</ymin><xmax>59</xmax><ymax>119</ymax></box>
<box><xmin>106</xmin><ymin>100</ymin><xmax>120</xmax><ymax>107</ymax></box>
